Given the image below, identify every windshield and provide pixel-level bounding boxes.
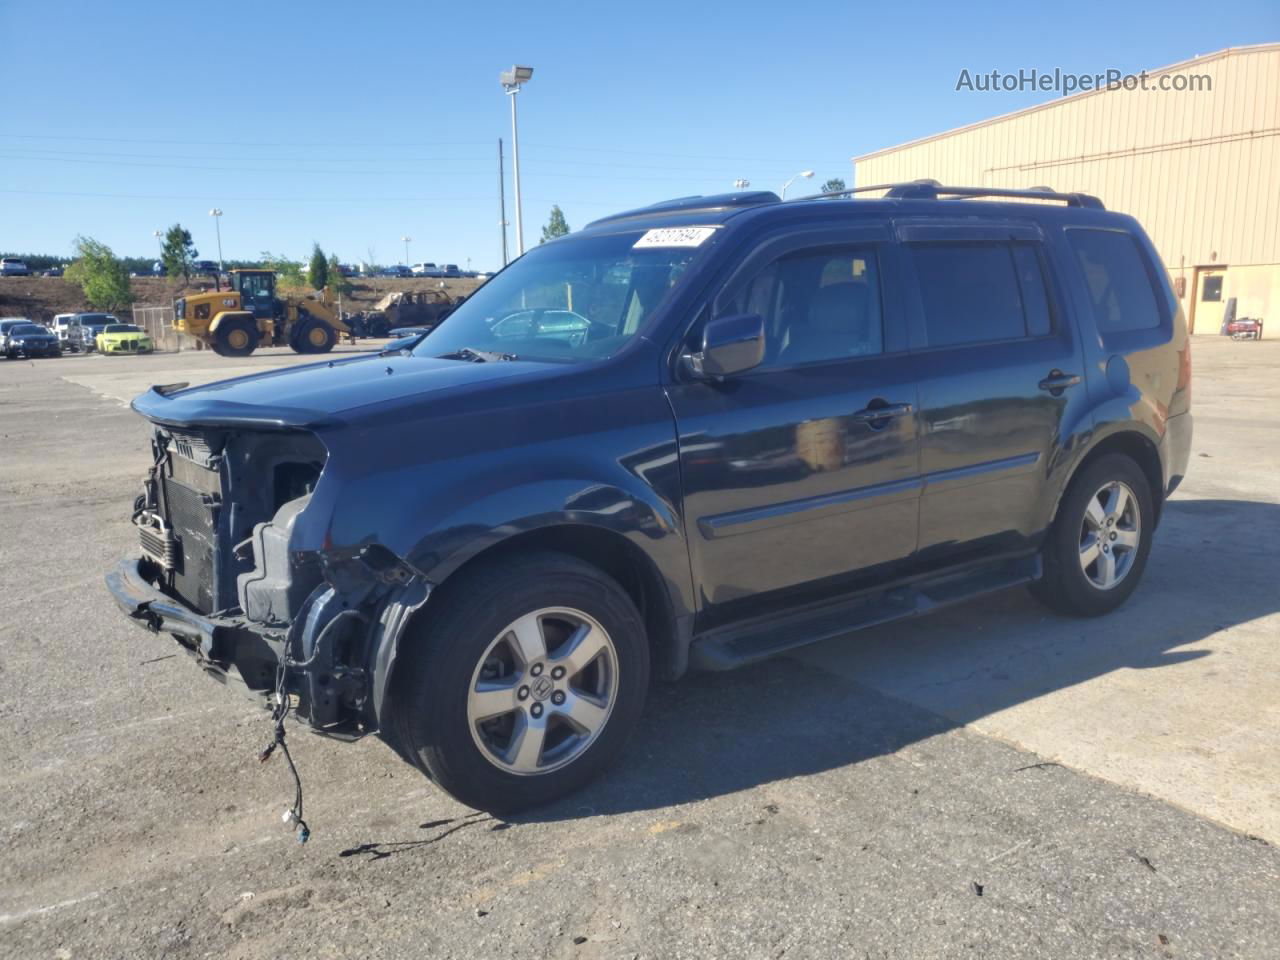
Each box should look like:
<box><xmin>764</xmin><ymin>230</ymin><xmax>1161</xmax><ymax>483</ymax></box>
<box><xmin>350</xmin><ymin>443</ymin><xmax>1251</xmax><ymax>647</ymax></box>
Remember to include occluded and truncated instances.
<box><xmin>14</xmin><ymin>324</ymin><xmax>46</xmax><ymax>335</ymax></box>
<box><xmin>104</xmin><ymin>324</ymin><xmax>139</xmax><ymax>333</ymax></box>
<box><xmin>413</xmin><ymin>230</ymin><xmax>705</xmax><ymax>363</ymax></box>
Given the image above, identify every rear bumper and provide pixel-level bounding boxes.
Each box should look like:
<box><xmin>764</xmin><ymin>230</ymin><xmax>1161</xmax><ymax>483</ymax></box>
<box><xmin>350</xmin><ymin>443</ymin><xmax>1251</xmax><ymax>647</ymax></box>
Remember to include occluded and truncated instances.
<box><xmin>1163</xmin><ymin>411</ymin><xmax>1193</xmax><ymax>497</ymax></box>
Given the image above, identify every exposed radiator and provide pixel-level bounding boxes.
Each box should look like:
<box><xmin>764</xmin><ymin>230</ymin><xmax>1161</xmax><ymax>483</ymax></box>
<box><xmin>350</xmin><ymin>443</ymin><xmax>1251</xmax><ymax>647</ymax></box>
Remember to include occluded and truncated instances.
<box><xmin>162</xmin><ymin>474</ymin><xmax>220</xmax><ymax>614</ymax></box>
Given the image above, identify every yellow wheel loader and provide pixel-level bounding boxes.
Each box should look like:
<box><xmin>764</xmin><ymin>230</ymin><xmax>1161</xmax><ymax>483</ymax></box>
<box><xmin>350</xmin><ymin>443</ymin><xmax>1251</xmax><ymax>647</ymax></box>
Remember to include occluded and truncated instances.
<box><xmin>174</xmin><ymin>269</ymin><xmax>351</xmax><ymax>358</ymax></box>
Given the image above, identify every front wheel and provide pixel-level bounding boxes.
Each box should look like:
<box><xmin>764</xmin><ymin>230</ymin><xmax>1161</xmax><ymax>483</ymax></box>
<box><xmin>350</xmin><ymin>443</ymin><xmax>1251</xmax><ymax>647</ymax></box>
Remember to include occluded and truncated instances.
<box><xmin>212</xmin><ymin>317</ymin><xmax>259</xmax><ymax>357</ymax></box>
<box><xmin>388</xmin><ymin>552</ymin><xmax>650</xmax><ymax>813</ymax></box>
<box><xmin>1030</xmin><ymin>453</ymin><xmax>1154</xmax><ymax>617</ymax></box>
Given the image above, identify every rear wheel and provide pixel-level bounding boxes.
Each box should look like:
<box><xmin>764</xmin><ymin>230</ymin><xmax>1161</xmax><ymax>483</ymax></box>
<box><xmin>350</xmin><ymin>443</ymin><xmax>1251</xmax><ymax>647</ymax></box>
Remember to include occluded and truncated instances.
<box><xmin>292</xmin><ymin>319</ymin><xmax>336</xmax><ymax>354</ymax></box>
<box><xmin>1030</xmin><ymin>454</ymin><xmax>1154</xmax><ymax>616</ymax></box>
<box><xmin>388</xmin><ymin>552</ymin><xmax>649</xmax><ymax>814</ymax></box>
<box><xmin>211</xmin><ymin>317</ymin><xmax>259</xmax><ymax>357</ymax></box>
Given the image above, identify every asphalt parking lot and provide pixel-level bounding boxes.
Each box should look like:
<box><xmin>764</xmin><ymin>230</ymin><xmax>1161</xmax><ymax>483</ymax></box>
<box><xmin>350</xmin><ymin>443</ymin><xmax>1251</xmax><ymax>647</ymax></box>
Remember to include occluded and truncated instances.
<box><xmin>1</xmin><ymin>340</ymin><xmax>1277</xmax><ymax>959</ymax></box>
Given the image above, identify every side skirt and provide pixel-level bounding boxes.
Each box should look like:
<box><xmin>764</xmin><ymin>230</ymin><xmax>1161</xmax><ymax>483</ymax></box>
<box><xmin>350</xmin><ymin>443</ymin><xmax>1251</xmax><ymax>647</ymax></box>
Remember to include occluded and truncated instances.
<box><xmin>689</xmin><ymin>553</ymin><xmax>1041</xmax><ymax>671</ymax></box>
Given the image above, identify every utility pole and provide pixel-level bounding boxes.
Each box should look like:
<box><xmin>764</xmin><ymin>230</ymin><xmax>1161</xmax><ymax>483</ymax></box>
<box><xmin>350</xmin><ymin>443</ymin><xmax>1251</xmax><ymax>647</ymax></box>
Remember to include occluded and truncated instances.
<box><xmin>208</xmin><ymin>209</ymin><xmax>223</xmax><ymax>271</ymax></box>
<box><xmin>498</xmin><ymin>138</ymin><xmax>509</xmax><ymax>267</ymax></box>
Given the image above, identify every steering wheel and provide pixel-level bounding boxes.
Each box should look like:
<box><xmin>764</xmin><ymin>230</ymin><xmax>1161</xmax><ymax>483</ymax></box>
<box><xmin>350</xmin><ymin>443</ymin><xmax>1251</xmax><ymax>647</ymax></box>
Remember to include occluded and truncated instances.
<box><xmin>499</xmin><ymin>307</ymin><xmax>608</xmax><ymax>347</ymax></box>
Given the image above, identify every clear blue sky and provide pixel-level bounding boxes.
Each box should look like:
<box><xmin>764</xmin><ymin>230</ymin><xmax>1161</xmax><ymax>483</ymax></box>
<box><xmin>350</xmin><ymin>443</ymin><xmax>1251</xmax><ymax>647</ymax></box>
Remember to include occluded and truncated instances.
<box><xmin>1</xmin><ymin>0</ymin><xmax>1275</xmax><ymax>269</ymax></box>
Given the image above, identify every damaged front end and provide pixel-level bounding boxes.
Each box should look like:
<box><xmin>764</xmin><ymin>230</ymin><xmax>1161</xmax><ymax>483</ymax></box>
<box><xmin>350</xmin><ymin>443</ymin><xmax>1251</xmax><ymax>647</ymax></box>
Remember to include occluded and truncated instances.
<box><xmin>110</xmin><ymin>421</ymin><xmax>430</xmax><ymax>737</ymax></box>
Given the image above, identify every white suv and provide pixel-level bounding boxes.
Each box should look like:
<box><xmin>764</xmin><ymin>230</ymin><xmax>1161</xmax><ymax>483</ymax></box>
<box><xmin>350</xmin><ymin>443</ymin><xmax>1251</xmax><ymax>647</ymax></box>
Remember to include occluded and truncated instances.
<box><xmin>52</xmin><ymin>314</ymin><xmax>84</xmax><ymax>350</ymax></box>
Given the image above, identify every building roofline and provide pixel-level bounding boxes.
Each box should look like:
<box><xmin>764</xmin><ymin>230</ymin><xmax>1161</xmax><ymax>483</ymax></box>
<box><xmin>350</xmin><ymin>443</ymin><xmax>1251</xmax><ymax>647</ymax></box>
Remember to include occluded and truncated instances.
<box><xmin>852</xmin><ymin>43</ymin><xmax>1280</xmax><ymax>164</ymax></box>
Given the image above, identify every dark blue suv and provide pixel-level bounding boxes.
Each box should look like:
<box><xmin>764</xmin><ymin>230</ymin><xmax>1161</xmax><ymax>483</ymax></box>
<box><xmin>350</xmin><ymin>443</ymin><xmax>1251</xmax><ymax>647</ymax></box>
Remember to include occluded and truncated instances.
<box><xmin>108</xmin><ymin>183</ymin><xmax>1192</xmax><ymax>814</ymax></box>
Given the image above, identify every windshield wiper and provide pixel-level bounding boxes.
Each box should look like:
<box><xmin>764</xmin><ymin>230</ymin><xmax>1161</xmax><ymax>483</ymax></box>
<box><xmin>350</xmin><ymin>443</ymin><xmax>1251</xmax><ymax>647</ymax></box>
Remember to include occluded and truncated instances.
<box><xmin>437</xmin><ymin>346</ymin><xmax>518</xmax><ymax>362</ymax></box>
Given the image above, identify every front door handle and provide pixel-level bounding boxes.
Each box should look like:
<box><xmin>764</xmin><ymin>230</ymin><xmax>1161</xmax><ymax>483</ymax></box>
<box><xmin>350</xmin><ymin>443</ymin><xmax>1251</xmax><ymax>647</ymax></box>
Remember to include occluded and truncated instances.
<box><xmin>851</xmin><ymin>401</ymin><xmax>914</xmax><ymax>423</ymax></box>
<box><xmin>1038</xmin><ymin>370</ymin><xmax>1082</xmax><ymax>393</ymax></box>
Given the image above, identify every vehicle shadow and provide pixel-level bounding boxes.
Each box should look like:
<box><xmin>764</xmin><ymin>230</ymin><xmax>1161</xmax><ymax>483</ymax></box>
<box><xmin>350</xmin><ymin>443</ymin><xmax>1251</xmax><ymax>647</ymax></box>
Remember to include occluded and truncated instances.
<box><xmin>509</xmin><ymin>497</ymin><xmax>1279</xmax><ymax>822</ymax></box>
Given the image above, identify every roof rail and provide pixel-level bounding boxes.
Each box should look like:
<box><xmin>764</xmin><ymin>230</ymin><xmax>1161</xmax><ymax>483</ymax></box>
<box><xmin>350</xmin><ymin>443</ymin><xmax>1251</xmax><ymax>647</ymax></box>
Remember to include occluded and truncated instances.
<box><xmin>796</xmin><ymin>179</ymin><xmax>1105</xmax><ymax>209</ymax></box>
<box><xmin>585</xmin><ymin>190</ymin><xmax>781</xmax><ymax>228</ymax></box>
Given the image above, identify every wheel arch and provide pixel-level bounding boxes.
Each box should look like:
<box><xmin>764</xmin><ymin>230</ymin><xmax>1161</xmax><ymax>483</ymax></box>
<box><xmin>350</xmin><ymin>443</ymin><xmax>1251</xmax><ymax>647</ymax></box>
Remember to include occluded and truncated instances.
<box><xmin>1056</xmin><ymin>428</ymin><xmax>1165</xmax><ymax>528</ymax></box>
<box><xmin>373</xmin><ymin>521</ymin><xmax>685</xmax><ymax>732</ymax></box>
<box><xmin>422</xmin><ymin>523</ymin><xmax>679</xmax><ymax>675</ymax></box>
<box><xmin>208</xmin><ymin>310</ymin><xmax>256</xmax><ymax>335</ymax></box>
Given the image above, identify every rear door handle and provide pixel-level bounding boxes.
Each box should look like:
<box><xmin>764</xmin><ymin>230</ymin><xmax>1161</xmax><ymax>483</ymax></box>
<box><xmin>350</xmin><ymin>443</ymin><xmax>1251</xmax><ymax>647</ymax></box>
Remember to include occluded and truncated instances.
<box><xmin>852</xmin><ymin>401</ymin><xmax>914</xmax><ymax>423</ymax></box>
<box><xmin>1038</xmin><ymin>371</ymin><xmax>1082</xmax><ymax>392</ymax></box>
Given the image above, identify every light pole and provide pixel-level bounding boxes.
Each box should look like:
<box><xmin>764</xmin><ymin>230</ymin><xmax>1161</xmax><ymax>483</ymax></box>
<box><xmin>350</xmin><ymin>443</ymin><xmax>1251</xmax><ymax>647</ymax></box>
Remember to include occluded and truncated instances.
<box><xmin>208</xmin><ymin>209</ymin><xmax>223</xmax><ymax>271</ymax></box>
<box><xmin>500</xmin><ymin>65</ymin><xmax>533</xmax><ymax>257</ymax></box>
<box><xmin>401</xmin><ymin>235</ymin><xmax>411</xmax><ymax>267</ymax></box>
<box><xmin>780</xmin><ymin>170</ymin><xmax>814</xmax><ymax>200</ymax></box>
<box><xmin>153</xmin><ymin>229</ymin><xmax>163</xmax><ymax>263</ymax></box>
<box><xmin>734</xmin><ymin>179</ymin><xmax>750</xmax><ymax>190</ymax></box>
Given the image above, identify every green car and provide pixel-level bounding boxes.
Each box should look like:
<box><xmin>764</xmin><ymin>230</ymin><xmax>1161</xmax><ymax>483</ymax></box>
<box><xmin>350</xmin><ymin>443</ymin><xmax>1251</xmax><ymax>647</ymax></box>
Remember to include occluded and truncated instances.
<box><xmin>96</xmin><ymin>323</ymin><xmax>154</xmax><ymax>355</ymax></box>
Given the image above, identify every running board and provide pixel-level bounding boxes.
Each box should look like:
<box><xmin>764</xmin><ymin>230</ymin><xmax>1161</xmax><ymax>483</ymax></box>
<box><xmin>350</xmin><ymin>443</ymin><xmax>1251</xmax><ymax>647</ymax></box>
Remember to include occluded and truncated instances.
<box><xmin>690</xmin><ymin>554</ymin><xmax>1041</xmax><ymax>671</ymax></box>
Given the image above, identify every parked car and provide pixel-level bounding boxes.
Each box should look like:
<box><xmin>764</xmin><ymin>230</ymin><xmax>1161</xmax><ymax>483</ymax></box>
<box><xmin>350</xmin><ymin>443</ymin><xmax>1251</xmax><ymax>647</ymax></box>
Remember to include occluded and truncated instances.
<box><xmin>4</xmin><ymin>321</ymin><xmax>61</xmax><ymax>358</ymax></box>
<box><xmin>192</xmin><ymin>260</ymin><xmax>220</xmax><ymax>276</ymax></box>
<box><xmin>0</xmin><ymin>317</ymin><xmax>31</xmax><ymax>348</ymax></box>
<box><xmin>107</xmin><ymin>184</ymin><xmax>1191</xmax><ymax>817</ymax></box>
<box><xmin>43</xmin><ymin>265</ymin><xmax>64</xmax><ymax>277</ymax></box>
<box><xmin>381</xmin><ymin>265</ymin><xmax>412</xmax><ymax>278</ymax></box>
<box><xmin>441</xmin><ymin>264</ymin><xmax>462</xmax><ymax>278</ymax></box>
<box><xmin>410</xmin><ymin>262</ymin><xmax>443</xmax><ymax>277</ymax></box>
<box><xmin>69</xmin><ymin>313</ymin><xmax>118</xmax><ymax>353</ymax></box>
<box><xmin>1</xmin><ymin>258</ymin><xmax>32</xmax><ymax>277</ymax></box>
<box><xmin>96</xmin><ymin>323</ymin><xmax>154</xmax><ymax>354</ymax></box>
<box><xmin>52</xmin><ymin>313</ymin><xmax>85</xmax><ymax>351</ymax></box>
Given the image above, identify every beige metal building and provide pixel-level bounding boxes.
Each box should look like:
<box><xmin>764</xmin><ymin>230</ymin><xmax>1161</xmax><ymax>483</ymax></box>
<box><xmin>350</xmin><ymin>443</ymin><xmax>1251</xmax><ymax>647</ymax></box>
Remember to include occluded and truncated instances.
<box><xmin>854</xmin><ymin>44</ymin><xmax>1280</xmax><ymax>338</ymax></box>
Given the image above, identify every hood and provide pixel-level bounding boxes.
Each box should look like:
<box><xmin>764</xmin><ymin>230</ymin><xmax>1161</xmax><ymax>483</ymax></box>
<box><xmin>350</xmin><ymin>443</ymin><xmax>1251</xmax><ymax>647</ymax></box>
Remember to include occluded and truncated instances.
<box><xmin>132</xmin><ymin>351</ymin><xmax>556</xmax><ymax>430</ymax></box>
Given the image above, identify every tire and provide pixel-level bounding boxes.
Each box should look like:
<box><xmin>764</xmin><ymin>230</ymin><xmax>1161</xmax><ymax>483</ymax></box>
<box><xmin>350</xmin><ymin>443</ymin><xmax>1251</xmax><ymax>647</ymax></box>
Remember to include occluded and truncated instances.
<box><xmin>1030</xmin><ymin>453</ymin><xmax>1155</xmax><ymax>617</ymax></box>
<box><xmin>292</xmin><ymin>319</ymin><xmax>336</xmax><ymax>354</ymax></box>
<box><xmin>388</xmin><ymin>551</ymin><xmax>650</xmax><ymax>814</ymax></box>
<box><xmin>211</xmin><ymin>317</ymin><xmax>259</xmax><ymax>357</ymax></box>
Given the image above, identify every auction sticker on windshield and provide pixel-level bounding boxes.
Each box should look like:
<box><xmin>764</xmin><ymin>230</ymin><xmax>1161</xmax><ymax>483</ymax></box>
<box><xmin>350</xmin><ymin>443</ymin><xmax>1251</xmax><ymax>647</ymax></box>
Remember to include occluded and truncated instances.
<box><xmin>633</xmin><ymin>227</ymin><xmax>718</xmax><ymax>248</ymax></box>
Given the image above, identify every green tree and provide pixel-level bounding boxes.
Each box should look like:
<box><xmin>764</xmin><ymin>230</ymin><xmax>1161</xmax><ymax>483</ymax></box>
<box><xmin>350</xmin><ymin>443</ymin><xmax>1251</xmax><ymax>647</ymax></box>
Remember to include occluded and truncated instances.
<box><xmin>160</xmin><ymin>223</ymin><xmax>198</xmax><ymax>280</ymax></box>
<box><xmin>65</xmin><ymin>236</ymin><xmax>134</xmax><ymax>310</ymax></box>
<box><xmin>260</xmin><ymin>251</ymin><xmax>305</xmax><ymax>287</ymax></box>
<box><xmin>540</xmin><ymin>205</ymin><xmax>570</xmax><ymax>244</ymax></box>
<box><xmin>307</xmin><ymin>243</ymin><xmax>329</xmax><ymax>290</ymax></box>
<box><xmin>821</xmin><ymin>177</ymin><xmax>847</xmax><ymax>195</ymax></box>
<box><xmin>327</xmin><ymin>253</ymin><xmax>352</xmax><ymax>295</ymax></box>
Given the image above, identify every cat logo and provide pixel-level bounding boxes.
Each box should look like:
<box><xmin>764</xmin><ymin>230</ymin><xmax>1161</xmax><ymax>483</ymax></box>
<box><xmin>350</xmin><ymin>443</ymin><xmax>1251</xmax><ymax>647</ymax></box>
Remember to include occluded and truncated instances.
<box><xmin>223</xmin><ymin>298</ymin><xmax>236</xmax><ymax>307</ymax></box>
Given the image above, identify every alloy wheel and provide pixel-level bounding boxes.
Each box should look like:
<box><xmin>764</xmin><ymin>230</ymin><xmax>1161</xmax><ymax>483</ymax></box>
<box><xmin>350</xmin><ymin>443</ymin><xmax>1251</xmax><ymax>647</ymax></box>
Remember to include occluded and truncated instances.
<box><xmin>466</xmin><ymin>607</ymin><xmax>619</xmax><ymax>776</ymax></box>
<box><xmin>1078</xmin><ymin>480</ymin><xmax>1141</xmax><ymax>590</ymax></box>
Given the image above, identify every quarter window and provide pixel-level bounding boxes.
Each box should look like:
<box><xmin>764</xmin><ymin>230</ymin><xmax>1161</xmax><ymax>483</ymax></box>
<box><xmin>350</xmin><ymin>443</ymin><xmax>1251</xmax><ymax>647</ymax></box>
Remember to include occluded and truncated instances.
<box><xmin>1066</xmin><ymin>229</ymin><xmax>1162</xmax><ymax>332</ymax></box>
<box><xmin>910</xmin><ymin>242</ymin><xmax>1048</xmax><ymax>347</ymax></box>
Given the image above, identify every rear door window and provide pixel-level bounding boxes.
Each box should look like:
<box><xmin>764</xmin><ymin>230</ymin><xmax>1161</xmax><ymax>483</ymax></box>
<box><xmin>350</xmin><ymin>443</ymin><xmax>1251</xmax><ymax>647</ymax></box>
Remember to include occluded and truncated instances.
<box><xmin>1066</xmin><ymin>229</ymin><xmax>1162</xmax><ymax>333</ymax></box>
<box><xmin>909</xmin><ymin>242</ymin><xmax>1050</xmax><ymax>347</ymax></box>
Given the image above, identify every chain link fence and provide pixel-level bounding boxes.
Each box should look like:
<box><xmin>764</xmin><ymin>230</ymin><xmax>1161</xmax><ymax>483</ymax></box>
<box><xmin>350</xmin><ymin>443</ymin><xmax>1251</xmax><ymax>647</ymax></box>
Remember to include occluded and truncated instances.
<box><xmin>131</xmin><ymin>305</ymin><xmax>182</xmax><ymax>352</ymax></box>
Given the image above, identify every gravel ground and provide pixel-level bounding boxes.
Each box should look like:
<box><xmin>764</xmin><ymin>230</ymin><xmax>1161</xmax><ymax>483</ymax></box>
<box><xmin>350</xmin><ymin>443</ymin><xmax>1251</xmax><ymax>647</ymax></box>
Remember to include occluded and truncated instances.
<box><xmin>0</xmin><ymin>342</ymin><xmax>1276</xmax><ymax>959</ymax></box>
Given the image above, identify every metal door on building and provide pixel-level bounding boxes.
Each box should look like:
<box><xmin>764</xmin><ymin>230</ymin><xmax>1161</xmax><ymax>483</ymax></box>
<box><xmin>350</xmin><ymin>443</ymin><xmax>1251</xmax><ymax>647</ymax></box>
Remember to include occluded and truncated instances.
<box><xmin>1190</xmin><ymin>267</ymin><xmax>1229</xmax><ymax>334</ymax></box>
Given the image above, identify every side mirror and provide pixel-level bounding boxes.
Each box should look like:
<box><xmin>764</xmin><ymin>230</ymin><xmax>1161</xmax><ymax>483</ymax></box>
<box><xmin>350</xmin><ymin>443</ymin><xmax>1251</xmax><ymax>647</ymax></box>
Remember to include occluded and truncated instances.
<box><xmin>684</xmin><ymin>313</ymin><xmax>765</xmax><ymax>380</ymax></box>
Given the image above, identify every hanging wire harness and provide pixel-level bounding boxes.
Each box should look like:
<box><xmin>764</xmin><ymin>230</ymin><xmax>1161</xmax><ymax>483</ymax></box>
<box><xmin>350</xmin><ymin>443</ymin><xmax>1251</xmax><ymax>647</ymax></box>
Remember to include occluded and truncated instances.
<box><xmin>258</xmin><ymin>664</ymin><xmax>310</xmax><ymax>844</ymax></box>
